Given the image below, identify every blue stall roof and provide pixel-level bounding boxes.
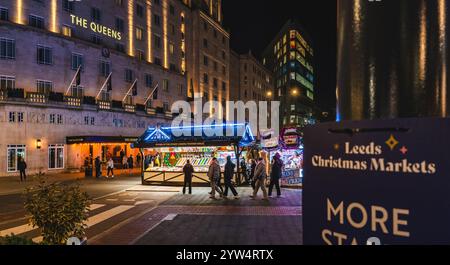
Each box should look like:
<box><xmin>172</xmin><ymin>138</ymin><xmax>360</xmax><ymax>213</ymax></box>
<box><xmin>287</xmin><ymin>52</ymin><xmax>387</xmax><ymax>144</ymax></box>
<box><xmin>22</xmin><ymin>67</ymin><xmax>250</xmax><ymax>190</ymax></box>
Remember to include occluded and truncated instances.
<box><xmin>132</xmin><ymin>123</ymin><xmax>255</xmax><ymax>148</ymax></box>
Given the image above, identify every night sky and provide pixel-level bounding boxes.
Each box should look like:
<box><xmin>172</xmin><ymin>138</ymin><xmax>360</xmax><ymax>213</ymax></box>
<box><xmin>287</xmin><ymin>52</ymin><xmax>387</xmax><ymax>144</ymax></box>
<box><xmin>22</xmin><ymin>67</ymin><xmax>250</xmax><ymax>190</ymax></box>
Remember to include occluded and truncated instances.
<box><xmin>222</xmin><ymin>0</ymin><xmax>337</xmax><ymax>112</ymax></box>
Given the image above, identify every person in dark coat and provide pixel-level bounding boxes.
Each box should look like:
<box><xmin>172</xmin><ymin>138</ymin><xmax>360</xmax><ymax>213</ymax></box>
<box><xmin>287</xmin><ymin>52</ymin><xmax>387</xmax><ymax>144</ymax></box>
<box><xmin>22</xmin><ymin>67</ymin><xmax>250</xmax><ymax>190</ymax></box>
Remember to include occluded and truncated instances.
<box><xmin>240</xmin><ymin>159</ymin><xmax>248</xmax><ymax>185</ymax></box>
<box><xmin>128</xmin><ymin>155</ymin><xmax>134</xmax><ymax>169</ymax></box>
<box><xmin>224</xmin><ymin>156</ymin><xmax>239</xmax><ymax>199</ymax></box>
<box><xmin>269</xmin><ymin>153</ymin><xmax>283</xmax><ymax>197</ymax></box>
<box><xmin>182</xmin><ymin>160</ymin><xmax>194</xmax><ymax>194</ymax></box>
<box><xmin>95</xmin><ymin>156</ymin><xmax>102</xmax><ymax>179</ymax></box>
<box><xmin>18</xmin><ymin>157</ymin><xmax>27</xmax><ymax>182</ymax></box>
<box><xmin>249</xmin><ymin>159</ymin><xmax>257</xmax><ymax>190</ymax></box>
<box><xmin>136</xmin><ymin>153</ymin><xmax>141</xmax><ymax>168</ymax></box>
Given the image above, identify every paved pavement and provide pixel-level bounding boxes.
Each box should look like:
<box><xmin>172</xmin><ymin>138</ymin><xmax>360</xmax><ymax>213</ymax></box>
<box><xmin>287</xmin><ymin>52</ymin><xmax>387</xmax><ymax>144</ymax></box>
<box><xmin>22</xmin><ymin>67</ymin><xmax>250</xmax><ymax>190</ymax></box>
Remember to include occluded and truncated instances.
<box><xmin>0</xmin><ymin>171</ymin><xmax>303</xmax><ymax>245</ymax></box>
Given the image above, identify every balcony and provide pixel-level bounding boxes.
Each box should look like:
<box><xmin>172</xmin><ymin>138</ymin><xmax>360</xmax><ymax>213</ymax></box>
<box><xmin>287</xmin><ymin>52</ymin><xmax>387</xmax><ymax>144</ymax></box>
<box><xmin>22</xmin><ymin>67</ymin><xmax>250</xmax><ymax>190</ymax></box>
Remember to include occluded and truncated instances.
<box><xmin>26</xmin><ymin>92</ymin><xmax>48</xmax><ymax>104</ymax></box>
<box><xmin>0</xmin><ymin>90</ymin><xmax>5</xmax><ymax>101</ymax></box>
<box><xmin>97</xmin><ymin>100</ymin><xmax>111</xmax><ymax>110</ymax></box>
<box><xmin>64</xmin><ymin>95</ymin><xmax>82</xmax><ymax>107</ymax></box>
<box><xmin>146</xmin><ymin>107</ymin><xmax>156</xmax><ymax>115</ymax></box>
<box><xmin>123</xmin><ymin>104</ymin><xmax>136</xmax><ymax>113</ymax></box>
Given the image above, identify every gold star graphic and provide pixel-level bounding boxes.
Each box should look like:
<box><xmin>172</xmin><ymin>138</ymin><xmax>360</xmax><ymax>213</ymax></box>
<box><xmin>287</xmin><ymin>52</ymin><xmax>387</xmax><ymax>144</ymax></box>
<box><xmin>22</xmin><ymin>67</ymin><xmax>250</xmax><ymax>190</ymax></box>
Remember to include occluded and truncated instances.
<box><xmin>333</xmin><ymin>144</ymin><xmax>340</xmax><ymax>150</ymax></box>
<box><xmin>385</xmin><ymin>135</ymin><xmax>399</xmax><ymax>151</ymax></box>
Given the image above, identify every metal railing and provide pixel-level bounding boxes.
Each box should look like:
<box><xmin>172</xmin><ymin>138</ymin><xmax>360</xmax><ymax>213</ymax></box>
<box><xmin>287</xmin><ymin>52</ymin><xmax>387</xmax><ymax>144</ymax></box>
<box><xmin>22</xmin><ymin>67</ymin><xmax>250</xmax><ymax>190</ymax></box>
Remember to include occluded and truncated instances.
<box><xmin>97</xmin><ymin>100</ymin><xmax>111</xmax><ymax>110</ymax></box>
<box><xmin>64</xmin><ymin>95</ymin><xmax>82</xmax><ymax>107</ymax></box>
<box><xmin>26</xmin><ymin>92</ymin><xmax>48</xmax><ymax>104</ymax></box>
<box><xmin>123</xmin><ymin>104</ymin><xmax>136</xmax><ymax>113</ymax></box>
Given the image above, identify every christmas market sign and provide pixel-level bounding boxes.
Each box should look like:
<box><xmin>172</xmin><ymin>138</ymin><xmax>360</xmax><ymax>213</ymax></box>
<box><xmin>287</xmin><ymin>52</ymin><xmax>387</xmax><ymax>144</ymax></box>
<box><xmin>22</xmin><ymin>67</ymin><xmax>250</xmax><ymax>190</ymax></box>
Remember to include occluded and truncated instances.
<box><xmin>303</xmin><ymin>118</ymin><xmax>450</xmax><ymax>245</ymax></box>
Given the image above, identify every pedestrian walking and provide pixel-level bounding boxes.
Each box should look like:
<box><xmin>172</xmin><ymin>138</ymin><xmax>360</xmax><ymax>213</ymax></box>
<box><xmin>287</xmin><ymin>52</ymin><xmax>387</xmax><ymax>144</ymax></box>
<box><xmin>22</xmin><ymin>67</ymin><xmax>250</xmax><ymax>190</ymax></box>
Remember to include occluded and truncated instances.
<box><xmin>249</xmin><ymin>159</ymin><xmax>257</xmax><ymax>190</ymax></box>
<box><xmin>18</xmin><ymin>157</ymin><xmax>27</xmax><ymax>182</ymax></box>
<box><xmin>128</xmin><ymin>155</ymin><xmax>134</xmax><ymax>169</ymax></box>
<box><xmin>224</xmin><ymin>156</ymin><xmax>239</xmax><ymax>199</ymax></box>
<box><xmin>136</xmin><ymin>153</ymin><xmax>141</xmax><ymax>168</ymax></box>
<box><xmin>182</xmin><ymin>160</ymin><xmax>194</xmax><ymax>194</ymax></box>
<box><xmin>250</xmin><ymin>158</ymin><xmax>268</xmax><ymax>200</ymax></box>
<box><xmin>122</xmin><ymin>155</ymin><xmax>128</xmax><ymax>169</ymax></box>
<box><xmin>207</xmin><ymin>158</ymin><xmax>223</xmax><ymax>199</ymax></box>
<box><xmin>240</xmin><ymin>159</ymin><xmax>248</xmax><ymax>185</ymax></box>
<box><xmin>107</xmin><ymin>158</ymin><xmax>115</xmax><ymax>179</ymax></box>
<box><xmin>268</xmin><ymin>153</ymin><xmax>283</xmax><ymax>198</ymax></box>
<box><xmin>95</xmin><ymin>156</ymin><xmax>102</xmax><ymax>179</ymax></box>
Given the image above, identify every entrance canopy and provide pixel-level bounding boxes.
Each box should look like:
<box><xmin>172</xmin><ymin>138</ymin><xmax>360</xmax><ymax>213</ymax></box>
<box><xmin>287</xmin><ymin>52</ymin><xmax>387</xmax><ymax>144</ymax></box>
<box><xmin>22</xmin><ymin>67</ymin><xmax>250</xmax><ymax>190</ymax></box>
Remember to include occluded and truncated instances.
<box><xmin>66</xmin><ymin>136</ymin><xmax>139</xmax><ymax>144</ymax></box>
<box><xmin>132</xmin><ymin>123</ymin><xmax>255</xmax><ymax>148</ymax></box>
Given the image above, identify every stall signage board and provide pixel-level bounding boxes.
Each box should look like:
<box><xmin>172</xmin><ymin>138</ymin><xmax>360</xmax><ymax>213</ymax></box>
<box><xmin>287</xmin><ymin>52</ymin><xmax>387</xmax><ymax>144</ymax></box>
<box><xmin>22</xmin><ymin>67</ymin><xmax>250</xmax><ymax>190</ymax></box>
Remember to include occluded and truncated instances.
<box><xmin>303</xmin><ymin>118</ymin><xmax>450</xmax><ymax>245</ymax></box>
<box><xmin>281</xmin><ymin>169</ymin><xmax>301</xmax><ymax>185</ymax></box>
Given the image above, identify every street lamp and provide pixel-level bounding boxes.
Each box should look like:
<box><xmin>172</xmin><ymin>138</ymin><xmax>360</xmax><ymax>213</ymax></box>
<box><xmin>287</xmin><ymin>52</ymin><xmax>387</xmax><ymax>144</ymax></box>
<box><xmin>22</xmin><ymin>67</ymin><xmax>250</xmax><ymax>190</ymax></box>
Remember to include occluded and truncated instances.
<box><xmin>266</xmin><ymin>91</ymin><xmax>273</xmax><ymax>98</ymax></box>
<box><xmin>36</xmin><ymin>139</ymin><xmax>42</xmax><ymax>149</ymax></box>
<box><xmin>291</xmin><ymin>88</ymin><xmax>299</xmax><ymax>96</ymax></box>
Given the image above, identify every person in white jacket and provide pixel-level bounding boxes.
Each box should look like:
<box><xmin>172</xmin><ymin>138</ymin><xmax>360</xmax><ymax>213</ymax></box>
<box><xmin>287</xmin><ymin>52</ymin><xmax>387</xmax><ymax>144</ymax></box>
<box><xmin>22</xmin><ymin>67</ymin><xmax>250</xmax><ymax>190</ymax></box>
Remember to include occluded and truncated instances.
<box><xmin>107</xmin><ymin>158</ymin><xmax>115</xmax><ymax>179</ymax></box>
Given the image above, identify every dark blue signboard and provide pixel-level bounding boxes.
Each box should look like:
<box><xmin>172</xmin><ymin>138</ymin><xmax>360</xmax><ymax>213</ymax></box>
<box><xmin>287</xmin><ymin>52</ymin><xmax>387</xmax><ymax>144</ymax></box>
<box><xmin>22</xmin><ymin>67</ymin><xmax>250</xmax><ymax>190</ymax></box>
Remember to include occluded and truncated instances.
<box><xmin>303</xmin><ymin>118</ymin><xmax>450</xmax><ymax>245</ymax></box>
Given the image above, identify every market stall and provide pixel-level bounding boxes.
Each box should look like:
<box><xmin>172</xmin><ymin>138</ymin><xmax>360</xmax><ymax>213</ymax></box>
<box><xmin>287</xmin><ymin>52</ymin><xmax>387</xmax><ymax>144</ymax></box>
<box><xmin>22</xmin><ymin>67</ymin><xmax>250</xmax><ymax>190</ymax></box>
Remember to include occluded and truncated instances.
<box><xmin>132</xmin><ymin>124</ymin><xmax>255</xmax><ymax>185</ymax></box>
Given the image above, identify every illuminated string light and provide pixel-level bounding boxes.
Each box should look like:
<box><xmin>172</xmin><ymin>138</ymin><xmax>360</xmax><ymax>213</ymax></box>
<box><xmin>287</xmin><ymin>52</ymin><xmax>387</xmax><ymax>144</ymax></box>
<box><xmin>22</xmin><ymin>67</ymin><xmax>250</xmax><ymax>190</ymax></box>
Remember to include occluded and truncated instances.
<box><xmin>128</xmin><ymin>0</ymin><xmax>134</xmax><ymax>56</ymax></box>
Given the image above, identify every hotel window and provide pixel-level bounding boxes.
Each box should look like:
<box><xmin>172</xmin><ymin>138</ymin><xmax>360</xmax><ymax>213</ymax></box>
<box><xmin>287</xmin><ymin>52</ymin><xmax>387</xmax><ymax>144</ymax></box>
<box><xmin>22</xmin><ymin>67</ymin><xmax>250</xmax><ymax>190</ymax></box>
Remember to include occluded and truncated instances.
<box><xmin>213</xmin><ymin>61</ymin><xmax>217</xmax><ymax>71</ymax></box>
<box><xmin>203</xmin><ymin>55</ymin><xmax>208</xmax><ymax>66</ymax></box>
<box><xmin>136</xmin><ymin>4</ymin><xmax>144</xmax><ymax>18</ymax></box>
<box><xmin>37</xmin><ymin>46</ymin><xmax>53</xmax><ymax>65</ymax></box>
<box><xmin>213</xmin><ymin>78</ymin><xmax>218</xmax><ymax>89</ymax></box>
<box><xmin>49</xmin><ymin>114</ymin><xmax>56</xmax><ymax>124</ymax></box>
<box><xmin>203</xmin><ymin>39</ymin><xmax>208</xmax><ymax>48</ymax></box>
<box><xmin>62</xmin><ymin>25</ymin><xmax>72</xmax><ymax>37</ymax></box>
<box><xmin>100</xmin><ymin>90</ymin><xmax>110</xmax><ymax>101</ymax></box>
<box><xmin>136</xmin><ymin>27</ymin><xmax>143</xmax><ymax>40</ymax></box>
<box><xmin>125</xmin><ymin>69</ymin><xmax>134</xmax><ymax>83</ymax></box>
<box><xmin>154</xmin><ymin>57</ymin><xmax>162</xmax><ymax>66</ymax></box>
<box><xmin>222</xmin><ymin>81</ymin><xmax>226</xmax><ymax>91</ymax></box>
<box><xmin>116</xmin><ymin>43</ymin><xmax>125</xmax><ymax>53</ymax></box>
<box><xmin>0</xmin><ymin>38</ymin><xmax>15</xmax><ymax>60</ymax></box>
<box><xmin>203</xmin><ymin>21</ymin><xmax>208</xmax><ymax>31</ymax></box>
<box><xmin>71</xmin><ymin>53</ymin><xmax>83</xmax><ymax>71</ymax></box>
<box><xmin>170</xmin><ymin>4</ymin><xmax>175</xmax><ymax>15</ymax></box>
<box><xmin>7</xmin><ymin>145</ymin><xmax>26</xmax><ymax>173</ymax></box>
<box><xmin>0</xmin><ymin>7</ymin><xmax>8</xmax><ymax>21</ymax></box>
<box><xmin>154</xmin><ymin>0</ymin><xmax>160</xmax><ymax>5</ymax></box>
<box><xmin>17</xmin><ymin>112</ymin><xmax>24</xmax><ymax>123</ymax></box>
<box><xmin>36</xmin><ymin>80</ymin><xmax>53</xmax><ymax>94</ymax></box>
<box><xmin>124</xmin><ymin>95</ymin><xmax>133</xmax><ymax>105</ymax></box>
<box><xmin>145</xmin><ymin>74</ymin><xmax>152</xmax><ymax>88</ymax></box>
<box><xmin>154</xmin><ymin>35</ymin><xmax>161</xmax><ymax>48</ymax></box>
<box><xmin>99</xmin><ymin>60</ymin><xmax>111</xmax><ymax>77</ymax></box>
<box><xmin>169</xmin><ymin>43</ymin><xmax>174</xmax><ymax>54</ymax></box>
<box><xmin>163</xmin><ymin>102</ymin><xmax>169</xmax><ymax>112</ymax></box>
<box><xmin>48</xmin><ymin>144</ymin><xmax>64</xmax><ymax>170</ymax></box>
<box><xmin>0</xmin><ymin>76</ymin><xmax>15</xmax><ymax>90</ymax></box>
<box><xmin>163</xmin><ymin>79</ymin><xmax>169</xmax><ymax>92</ymax></box>
<box><xmin>92</xmin><ymin>35</ymin><xmax>103</xmax><ymax>45</ymax></box>
<box><xmin>137</xmin><ymin>50</ymin><xmax>145</xmax><ymax>61</ymax></box>
<box><xmin>115</xmin><ymin>0</ymin><xmax>124</xmax><ymax>6</ymax></box>
<box><xmin>29</xmin><ymin>15</ymin><xmax>44</xmax><ymax>29</ymax></box>
<box><xmin>57</xmin><ymin>114</ymin><xmax>63</xmax><ymax>124</ymax></box>
<box><xmin>203</xmin><ymin>73</ymin><xmax>209</xmax><ymax>84</ymax></box>
<box><xmin>91</xmin><ymin>7</ymin><xmax>101</xmax><ymax>23</ymax></box>
<box><xmin>62</xmin><ymin>0</ymin><xmax>74</xmax><ymax>12</ymax></box>
<box><xmin>154</xmin><ymin>14</ymin><xmax>161</xmax><ymax>27</ymax></box>
<box><xmin>8</xmin><ymin>112</ymin><xmax>16</xmax><ymax>123</ymax></box>
<box><xmin>116</xmin><ymin>18</ymin><xmax>125</xmax><ymax>32</ymax></box>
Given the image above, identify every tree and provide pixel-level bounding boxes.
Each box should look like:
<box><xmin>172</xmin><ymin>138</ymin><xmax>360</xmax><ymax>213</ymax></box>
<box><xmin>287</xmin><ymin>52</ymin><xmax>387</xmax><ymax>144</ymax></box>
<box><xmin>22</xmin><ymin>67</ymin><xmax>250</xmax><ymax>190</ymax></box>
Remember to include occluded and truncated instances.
<box><xmin>24</xmin><ymin>177</ymin><xmax>91</xmax><ymax>245</ymax></box>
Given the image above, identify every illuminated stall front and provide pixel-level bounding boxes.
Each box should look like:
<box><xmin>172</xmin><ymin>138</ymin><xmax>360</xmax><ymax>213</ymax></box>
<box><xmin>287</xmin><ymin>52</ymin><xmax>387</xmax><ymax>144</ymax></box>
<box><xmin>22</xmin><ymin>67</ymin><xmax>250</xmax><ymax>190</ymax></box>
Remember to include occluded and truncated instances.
<box><xmin>133</xmin><ymin>124</ymin><xmax>255</xmax><ymax>186</ymax></box>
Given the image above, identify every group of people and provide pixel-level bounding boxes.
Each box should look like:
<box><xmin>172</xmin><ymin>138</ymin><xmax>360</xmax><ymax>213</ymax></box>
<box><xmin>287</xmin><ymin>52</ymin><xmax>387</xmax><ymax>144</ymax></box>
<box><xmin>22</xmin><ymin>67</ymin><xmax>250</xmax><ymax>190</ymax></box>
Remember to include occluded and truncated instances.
<box><xmin>91</xmin><ymin>151</ymin><xmax>142</xmax><ymax>179</ymax></box>
<box><xmin>181</xmin><ymin>153</ymin><xmax>284</xmax><ymax>201</ymax></box>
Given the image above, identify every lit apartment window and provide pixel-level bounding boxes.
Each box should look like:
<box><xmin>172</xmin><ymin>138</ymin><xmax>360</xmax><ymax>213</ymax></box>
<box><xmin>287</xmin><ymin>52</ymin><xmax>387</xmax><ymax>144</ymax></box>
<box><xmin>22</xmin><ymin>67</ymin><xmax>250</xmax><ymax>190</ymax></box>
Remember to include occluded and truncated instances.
<box><xmin>154</xmin><ymin>14</ymin><xmax>161</xmax><ymax>27</ymax></box>
<box><xmin>71</xmin><ymin>53</ymin><xmax>83</xmax><ymax>71</ymax></box>
<box><xmin>145</xmin><ymin>74</ymin><xmax>152</xmax><ymax>88</ymax></box>
<box><xmin>136</xmin><ymin>4</ymin><xmax>144</xmax><ymax>18</ymax></box>
<box><xmin>37</xmin><ymin>46</ymin><xmax>53</xmax><ymax>65</ymax></box>
<box><xmin>99</xmin><ymin>60</ymin><xmax>111</xmax><ymax>77</ymax></box>
<box><xmin>62</xmin><ymin>0</ymin><xmax>74</xmax><ymax>12</ymax></box>
<box><xmin>36</xmin><ymin>80</ymin><xmax>53</xmax><ymax>94</ymax></box>
<box><xmin>91</xmin><ymin>7</ymin><xmax>101</xmax><ymax>23</ymax></box>
<box><xmin>125</xmin><ymin>69</ymin><xmax>134</xmax><ymax>83</ymax></box>
<box><xmin>116</xmin><ymin>18</ymin><xmax>125</xmax><ymax>32</ymax></box>
<box><xmin>0</xmin><ymin>38</ymin><xmax>15</xmax><ymax>60</ymax></box>
<box><xmin>0</xmin><ymin>7</ymin><xmax>9</xmax><ymax>21</ymax></box>
<box><xmin>29</xmin><ymin>15</ymin><xmax>45</xmax><ymax>29</ymax></box>
<box><xmin>7</xmin><ymin>145</ymin><xmax>26</xmax><ymax>173</ymax></box>
<box><xmin>62</xmin><ymin>25</ymin><xmax>72</xmax><ymax>37</ymax></box>
<box><xmin>163</xmin><ymin>79</ymin><xmax>169</xmax><ymax>92</ymax></box>
<box><xmin>169</xmin><ymin>43</ymin><xmax>174</xmax><ymax>54</ymax></box>
<box><xmin>48</xmin><ymin>144</ymin><xmax>64</xmax><ymax>170</ymax></box>
<box><xmin>136</xmin><ymin>27</ymin><xmax>143</xmax><ymax>40</ymax></box>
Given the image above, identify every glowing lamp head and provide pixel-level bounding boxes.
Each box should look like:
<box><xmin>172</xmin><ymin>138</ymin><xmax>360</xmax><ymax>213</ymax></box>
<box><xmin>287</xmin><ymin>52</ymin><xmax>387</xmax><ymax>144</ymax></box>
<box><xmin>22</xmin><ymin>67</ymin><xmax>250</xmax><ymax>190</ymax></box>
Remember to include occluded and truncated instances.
<box><xmin>36</xmin><ymin>139</ymin><xmax>42</xmax><ymax>149</ymax></box>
